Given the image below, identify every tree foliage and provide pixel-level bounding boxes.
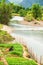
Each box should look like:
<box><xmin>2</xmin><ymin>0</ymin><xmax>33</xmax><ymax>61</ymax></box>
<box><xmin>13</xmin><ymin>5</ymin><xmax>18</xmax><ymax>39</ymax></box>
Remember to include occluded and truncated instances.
<box><xmin>0</xmin><ymin>0</ymin><xmax>12</xmax><ymax>24</ymax></box>
<box><xmin>19</xmin><ymin>9</ymin><xmax>26</xmax><ymax>17</ymax></box>
<box><xmin>32</xmin><ymin>4</ymin><xmax>42</xmax><ymax>19</ymax></box>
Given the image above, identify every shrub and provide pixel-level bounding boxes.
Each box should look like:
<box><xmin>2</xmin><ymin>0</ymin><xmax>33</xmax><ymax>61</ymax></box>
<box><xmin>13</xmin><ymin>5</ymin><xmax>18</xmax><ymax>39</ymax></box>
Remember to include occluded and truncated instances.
<box><xmin>41</xmin><ymin>17</ymin><xmax>43</xmax><ymax>21</ymax></box>
<box><xmin>25</xmin><ymin>11</ymin><xmax>33</xmax><ymax>22</ymax></box>
<box><xmin>37</xmin><ymin>17</ymin><xmax>41</xmax><ymax>21</ymax></box>
<box><xmin>19</xmin><ymin>9</ymin><xmax>26</xmax><ymax>17</ymax></box>
<box><xmin>0</xmin><ymin>0</ymin><xmax>12</xmax><ymax>25</ymax></box>
<box><xmin>0</xmin><ymin>24</ymin><xmax>3</xmax><ymax>29</ymax></box>
<box><xmin>0</xmin><ymin>62</ymin><xmax>4</xmax><ymax>65</ymax></box>
<box><xmin>0</xmin><ymin>30</ymin><xmax>14</xmax><ymax>43</ymax></box>
<box><xmin>32</xmin><ymin>4</ymin><xmax>42</xmax><ymax>19</ymax></box>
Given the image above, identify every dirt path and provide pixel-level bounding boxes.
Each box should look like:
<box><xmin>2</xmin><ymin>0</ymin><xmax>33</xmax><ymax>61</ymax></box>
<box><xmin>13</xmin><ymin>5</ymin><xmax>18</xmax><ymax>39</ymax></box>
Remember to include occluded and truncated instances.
<box><xmin>23</xmin><ymin>45</ymin><xmax>30</xmax><ymax>59</ymax></box>
<box><xmin>0</xmin><ymin>50</ymin><xmax>8</xmax><ymax>65</ymax></box>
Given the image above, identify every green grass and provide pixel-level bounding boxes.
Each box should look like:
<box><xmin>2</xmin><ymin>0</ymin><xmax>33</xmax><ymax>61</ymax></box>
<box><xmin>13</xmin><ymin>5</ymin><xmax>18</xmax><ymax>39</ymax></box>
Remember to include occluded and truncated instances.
<box><xmin>0</xmin><ymin>61</ymin><xmax>4</xmax><ymax>65</ymax></box>
<box><xmin>0</xmin><ymin>24</ymin><xmax>3</xmax><ymax>29</ymax></box>
<box><xmin>0</xmin><ymin>30</ymin><xmax>14</xmax><ymax>43</ymax></box>
<box><xmin>10</xmin><ymin>43</ymin><xmax>23</xmax><ymax>57</ymax></box>
<box><xmin>0</xmin><ymin>43</ymin><xmax>23</xmax><ymax>57</ymax></box>
<box><xmin>6</xmin><ymin>57</ymin><xmax>38</xmax><ymax>65</ymax></box>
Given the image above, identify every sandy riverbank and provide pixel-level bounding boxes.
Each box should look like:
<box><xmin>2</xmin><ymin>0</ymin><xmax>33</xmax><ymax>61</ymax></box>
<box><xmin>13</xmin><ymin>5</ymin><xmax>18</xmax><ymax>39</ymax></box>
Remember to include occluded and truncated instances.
<box><xmin>10</xmin><ymin>16</ymin><xmax>43</xmax><ymax>27</ymax></box>
<box><xmin>20</xmin><ymin>20</ymin><xmax>43</xmax><ymax>27</ymax></box>
<box><xmin>0</xmin><ymin>25</ymin><xmax>41</xmax><ymax>65</ymax></box>
<box><xmin>1</xmin><ymin>25</ymin><xmax>14</xmax><ymax>33</ymax></box>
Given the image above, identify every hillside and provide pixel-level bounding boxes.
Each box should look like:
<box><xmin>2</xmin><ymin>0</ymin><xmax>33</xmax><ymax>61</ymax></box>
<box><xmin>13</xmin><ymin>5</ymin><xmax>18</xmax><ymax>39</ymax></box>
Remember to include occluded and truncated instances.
<box><xmin>0</xmin><ymin>0</ymin><xmax>9</xmax><ymax>3</ymax></box>
<box><xmin>0</xmin><ymin>0</ymin><xmax>43</xmax><ymax>8</ymax></box>
<box><xmin>20</xmin><ymin>0</ymin><xmax>43</xmax><ymax>8</ymax></box>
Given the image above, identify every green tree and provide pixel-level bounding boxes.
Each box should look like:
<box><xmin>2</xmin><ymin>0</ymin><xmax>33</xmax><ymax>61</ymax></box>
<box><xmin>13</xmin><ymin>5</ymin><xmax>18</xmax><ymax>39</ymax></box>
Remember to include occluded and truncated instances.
<box><xmin>19</xmin><ymin>9</ymin><xmax>26</xmax><ymax>17</ymax></box>
<box><xmin>13</xmin><ymin>5</ymin><xmax>25</xmax><ymax>14</ymax></box>
<box><xmin>25</xmin><ymin>11</ymin><xmax>33</xmax><ymax>21</ymax></box>
<box><xmin>32</xmin><ymin>4</ymin><xmax>42</xmax><ymax>19</ymax></box>
<box><xmin>0</xmin><ymin>0</ymin><xmax>12</xmax><ymax>25</ymax></box>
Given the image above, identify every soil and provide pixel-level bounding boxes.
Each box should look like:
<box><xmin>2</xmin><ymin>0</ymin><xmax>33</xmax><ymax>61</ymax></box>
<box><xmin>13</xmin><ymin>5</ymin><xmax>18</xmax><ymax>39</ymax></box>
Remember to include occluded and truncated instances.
<box><xmin>20</xmin><ymin>20</ymin><xmax>43</xmax><ymax>27</ymax></box>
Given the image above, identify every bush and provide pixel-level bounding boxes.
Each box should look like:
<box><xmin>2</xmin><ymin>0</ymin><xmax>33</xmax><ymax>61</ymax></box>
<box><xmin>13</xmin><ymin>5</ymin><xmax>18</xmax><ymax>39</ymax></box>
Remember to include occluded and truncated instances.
<box><xmin>19</xmin><ymin>9</ymin><xmax>26</xmax><ymax>17</ymax></box>
<box><xmin>0</xmin><ymin>62</ymin><xmax>4</xmax><ymax>65</ymax></box>
<box><xmin>37</xmin><ymin>17</ymin><xmax>41</xmax><ymax>21</ymax></box>
<box><xmin>32</xmin><ymin>4</ymin><xmax>42</xmax><ymax>19</ymax></box>
<box><xmin>41</xmin><ymin>17</ymin><xmax>43</xmax><ymax>21</ymax></box>
<box><xmin>41</xmin><ymin>14</ymin><xmax>43</xmax><ymax>21</ymax></box>
<box><xmin>0</xmin><ymin>24</ymin><xmax>3</xmax><ymax>29</ymax></box>
<box><xmin>0</xmin><ymin>30</ymin><xmax>14</xmax><ymax>43</ymax></box>
<box><xmin>25</xmin><ymin>11</ymin><xmax>33</xmax><ymax>22</ymax></box>
<box><xmin>0</xmin><ymin>0</ymin><xmax>12</xmax><ymax>25</ymax></box>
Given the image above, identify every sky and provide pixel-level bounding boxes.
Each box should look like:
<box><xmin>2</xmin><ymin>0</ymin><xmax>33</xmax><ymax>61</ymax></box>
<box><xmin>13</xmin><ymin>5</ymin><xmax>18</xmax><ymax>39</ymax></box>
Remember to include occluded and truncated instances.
<box><xmin>8</xmin><ymin>0</ymin><xmax>23</xmax><ymax>3</ymax></box>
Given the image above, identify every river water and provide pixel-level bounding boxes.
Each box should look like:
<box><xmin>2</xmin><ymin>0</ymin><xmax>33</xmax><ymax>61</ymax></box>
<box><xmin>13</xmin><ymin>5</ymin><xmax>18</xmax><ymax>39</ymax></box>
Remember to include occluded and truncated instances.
<box><xmin>9</xmin><ymin>16</ymin><xmax>43</xmax><ymax>63</ymax></box>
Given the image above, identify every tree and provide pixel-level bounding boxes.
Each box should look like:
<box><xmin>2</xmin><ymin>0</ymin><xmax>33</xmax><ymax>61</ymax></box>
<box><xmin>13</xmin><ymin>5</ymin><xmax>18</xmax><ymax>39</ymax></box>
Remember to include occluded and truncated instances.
<box><xmin>25</xmin><ymin>11</ymin><xmax>33</xmax><ymax>21</ymax></box>
<box><xmin>32</xmin><ymin>4</ymin><xmax>42</xmax><ymax>19</ymax></box>
<box><xmin>13</xmin><ymin>4</ymin><xmax>25</xmax><ymax>14</ymax></box>
<box><xmin>0</xmin><ymin>0</ymin><xmax>12</xmax><ymax>25</ymax></box>
<box><xmin>19</xmin><ymin>9</ymin><xmax>26</xmax><ymax>17</ymax></box>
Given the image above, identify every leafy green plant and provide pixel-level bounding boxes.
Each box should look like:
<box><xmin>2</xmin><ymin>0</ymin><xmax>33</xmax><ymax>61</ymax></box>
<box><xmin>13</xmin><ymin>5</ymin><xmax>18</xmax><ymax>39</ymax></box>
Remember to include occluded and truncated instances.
<box><xmin>32</xmin><ymin>4</ymin><xmax>42</xmax><ymax>19</ymax></box>
<box><xmin>25</xmin><ymin>11</ymin><xmax>33</xmax><ymax>22</ymax></box>
<box><xmin>19</xmin><ymin>9</ymin><xmax>26</xmax><ymax>17</ymax></box>
<box><xmin>0</xmin><ymin>24</ymin><xmax>3</xmax><ymax>29</ymax></box>
<box><xmin>0</xmin><ymin>0</ymin><xmax>12</xmax><ymax>25</ymax></box>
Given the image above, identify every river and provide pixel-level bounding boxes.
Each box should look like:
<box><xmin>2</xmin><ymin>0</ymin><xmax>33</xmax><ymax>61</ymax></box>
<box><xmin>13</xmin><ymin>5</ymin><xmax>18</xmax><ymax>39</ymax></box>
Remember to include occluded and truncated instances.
<box><xmin>9</xmin><ymin>16</ymin><xmax>43</xmax><ymax>63</ymax></box>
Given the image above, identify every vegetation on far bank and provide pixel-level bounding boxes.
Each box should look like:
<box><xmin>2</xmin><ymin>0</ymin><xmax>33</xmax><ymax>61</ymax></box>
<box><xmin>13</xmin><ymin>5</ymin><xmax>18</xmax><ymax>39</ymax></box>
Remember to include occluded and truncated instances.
<box><xmin>0</xmin><ymin>24</ymin><xmax>3</xmax><ymax>29</ymax></box>
<box><xmin>0</xmin><ymin>0</ymin><xmax>42</xmax><ymax>65</ymax></box>
<box><xmin>0</xmin><ymin>0</ymin><xmax>43</xmax><ymax>25</ymax></box>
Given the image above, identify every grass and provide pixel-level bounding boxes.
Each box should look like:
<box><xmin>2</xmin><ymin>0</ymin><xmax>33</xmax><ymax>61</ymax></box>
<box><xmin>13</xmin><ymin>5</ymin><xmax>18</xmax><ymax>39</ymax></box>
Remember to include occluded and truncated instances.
<box><xmin>0</xmin><ymin>24</ymin><xmax>3</xmax><ymax>29</ymax></box>
<box><xmin>0</xmin><ymin>30</ymin><xmax>38</xmax><ymax>65</ymax></box>
<box><xmin>0</xmin><ymin>43</ymin><xmax>23</xmax><ymax>57</ymax></box>
<box><xmin>0</xmin><ymin>61</ymin><xmax>4</xmax><ymax>65</ymax></box>
<box><xmin>10</xmin><ymin>43</ymin><xmax>23</xmax><ymax>57</ymax></box>
<box><xmin>0</xmin><ymin>30</ymin><xmax>14</xmax><ymax>43</ymax></box>
<box><xmin>0</xmin><ymin>42</ymin><xmax>38</xmax><ymax>65</ymax></box>
<box><xmin>6</xmin><ymin>57</ymin><xmax>38</xmax><ymax>65</ymax></box>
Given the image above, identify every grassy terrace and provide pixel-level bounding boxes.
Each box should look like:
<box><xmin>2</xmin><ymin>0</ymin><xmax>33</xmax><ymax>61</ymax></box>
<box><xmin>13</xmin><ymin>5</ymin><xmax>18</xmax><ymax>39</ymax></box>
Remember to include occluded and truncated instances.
<box><xmin>0</xmin><ymin>61</ymin><xmax>4</xmax><ymax>65</ymax></box>
<box><xmin>0</xmin><ymin>30</ymin><xmax>14</xmax><ymax>43</ymax></box>
<box><xmin>0</xmin><ymin>30</ymin><xmax>38</xmax><ymax>65</ymax></box>
<box><xmin>0</xmin><ymin>43</ymin><xmax>23</xmax><ymax>57</ymax></box>
<box><xmin>0</xmin><ymin>43</ymin><xmax>38</xmax><ymax>65</ymax></box>
<box><xmin>6</xmin><ymin>57</ymin><xmax>37</xmax><ymax>65</ymax></box>
<box><xmin>0</xmin><ymin>24</ymin><xmax>3</xmax><ymax>29</ymax></box>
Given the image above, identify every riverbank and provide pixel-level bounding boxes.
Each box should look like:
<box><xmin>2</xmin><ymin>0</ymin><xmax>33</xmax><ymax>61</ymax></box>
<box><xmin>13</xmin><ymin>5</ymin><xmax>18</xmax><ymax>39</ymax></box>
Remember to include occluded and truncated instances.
<box><xmin>11</xmin><ymin>16</ymin><xmax>43</xmax><ymax>27</ymax></box>
<box><xmin>0</xmin><ymin>24</ymin><xmax>41</xmax><ymax>65</ymax></box>
<box><xmin>20</xmin><ymin>20</ymin><xmax>43</xmax><ymax>27</ymax></box>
